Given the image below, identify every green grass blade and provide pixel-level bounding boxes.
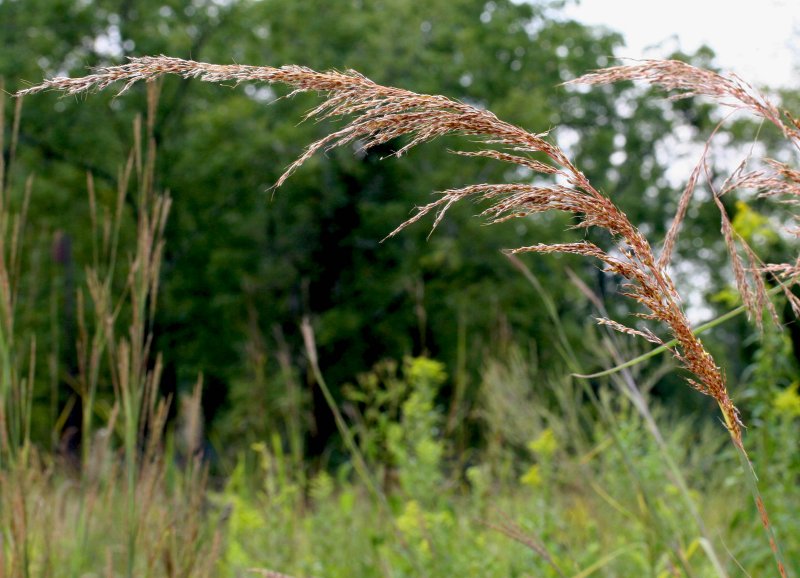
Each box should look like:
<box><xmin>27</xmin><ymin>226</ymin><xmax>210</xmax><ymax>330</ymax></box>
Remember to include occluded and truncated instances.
<box><xmin>573</xmin><ymin>284</ymin><xmax>787</xmax><ymax>379</ymax></box>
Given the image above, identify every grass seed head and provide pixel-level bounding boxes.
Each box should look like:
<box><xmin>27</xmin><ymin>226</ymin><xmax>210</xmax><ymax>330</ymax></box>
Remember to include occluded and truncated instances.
<box><xmin>20</xmin><ymin>55</ymin><xmax>800</xmax><ymax>447</ymax></box>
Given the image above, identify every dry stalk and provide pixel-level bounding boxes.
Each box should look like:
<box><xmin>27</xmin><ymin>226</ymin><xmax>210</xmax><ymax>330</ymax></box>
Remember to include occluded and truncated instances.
<box><xmin>18</xmin><ymin>55</ymin><xmax>799</xmax><ymax>576</ymax></box>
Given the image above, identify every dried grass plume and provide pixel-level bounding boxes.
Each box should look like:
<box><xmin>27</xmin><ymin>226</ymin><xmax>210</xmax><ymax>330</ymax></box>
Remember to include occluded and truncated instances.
<box><xmin>19</xmin><ymin>54</ymin><xmax>798</xmax><ymax>449</ymax></box>
<box><xmin>18</xmin><ymin>52</ymin><xmax>798</xmax><ymax>578</ymax></box>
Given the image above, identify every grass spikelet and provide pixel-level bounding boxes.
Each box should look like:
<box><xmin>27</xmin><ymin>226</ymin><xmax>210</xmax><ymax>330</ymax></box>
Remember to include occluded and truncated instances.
<box><xmin>570</xmin><ymin>59</ymin><xmax>800</xmax><ymax>144</ymax></box>
<box><xmin>571</xmin><ymin>59</ymin><xmax>800</xmax><ymax>333</ymax></box>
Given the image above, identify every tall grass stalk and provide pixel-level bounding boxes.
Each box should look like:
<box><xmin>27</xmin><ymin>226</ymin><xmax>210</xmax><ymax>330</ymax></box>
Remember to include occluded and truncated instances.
<box><xmin>508</xmin><ymin>254</ymin><xmax>728</xmax><ymax>573</ymax></box>
<box><xmin>73</xmin><ymin>83</ymin><xmax>171</xmax><ymax>577</ymax></box>
<box><xmin>1</xmin><ymin>77</ymin><xmax>220</xmax><ymax>577</ymax></box>
<box><xmin>0</xmin><ymin>81</ymin><xmax>37</xmax><ymax>578</ymax></box>
<box><xmin>0</xmin><ymin>83</ymin><xmax>34</xmax><ymax>472</ymax></box>
<box><xmin>18</xmin><ymin>55</ymin><xmax>800</xmax><ymax>576</ymax></box>
<box><xmin>299</xmin><ymin>317</ymin><xmax>384</xmax><ymax>506</ymax></box>
<box><xmin>299</xmin><ymin>317</ymin><xmax>431</xmax><ymax>576</ymax></box>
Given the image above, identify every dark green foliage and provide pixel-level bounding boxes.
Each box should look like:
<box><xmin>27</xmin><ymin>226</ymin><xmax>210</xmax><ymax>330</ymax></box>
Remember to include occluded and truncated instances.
<box><xmin>4</xmin><ymin>0</ymin><xmax>794</xmax><ymax>459</ymax></box>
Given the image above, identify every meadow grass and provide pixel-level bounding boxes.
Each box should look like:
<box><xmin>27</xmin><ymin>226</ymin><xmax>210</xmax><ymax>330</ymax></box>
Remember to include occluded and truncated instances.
<box><xmin>0</xmin><ymin>84</ymin><xmax>220</xmax><ymax>578</ymax></box>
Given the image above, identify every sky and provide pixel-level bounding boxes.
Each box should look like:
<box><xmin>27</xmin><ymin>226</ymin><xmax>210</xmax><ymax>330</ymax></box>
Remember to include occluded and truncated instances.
<box><xmin>562</xmin><ymin>0</ymin><xmax>800</xmax><ymax>89</ymax></box>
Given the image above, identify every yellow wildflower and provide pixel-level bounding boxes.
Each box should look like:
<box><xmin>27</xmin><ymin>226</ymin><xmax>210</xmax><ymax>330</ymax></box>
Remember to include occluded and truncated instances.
<box><xmin>397</xmin><ymin>500</ymin><xmax>422</xmax><ymax>536</ymax></box>
<box><xmin>520</xmin><ymin>464</ymin><xmax>542</xmax><ymax>488</ymax></box>
<box><xmin>774</xmin><ymin>381</ymin><xmax>800</xmax><ymax>418</ymax></box>
<box><xmin>527</xmin><ymin>428</ymin><xmax>558</xmax><ymax>457</ymax></box>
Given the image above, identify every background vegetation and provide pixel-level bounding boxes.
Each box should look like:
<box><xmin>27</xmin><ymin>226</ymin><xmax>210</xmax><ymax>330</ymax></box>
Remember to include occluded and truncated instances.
<box><xmin>0</xmin><ymin>0</ymin><xmax>798</xmax><ymax>576</ymax></box>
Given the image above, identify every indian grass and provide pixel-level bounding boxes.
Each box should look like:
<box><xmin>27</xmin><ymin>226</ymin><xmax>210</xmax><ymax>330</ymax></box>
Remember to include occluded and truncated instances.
<box><xmin>17</xmin><ymin>55</ymin><xmax>800</xmax><ymax>575</ymax></box>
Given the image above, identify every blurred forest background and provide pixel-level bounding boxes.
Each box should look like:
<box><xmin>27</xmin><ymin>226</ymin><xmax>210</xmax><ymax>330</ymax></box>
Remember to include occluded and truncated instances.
<box><xmin>1</xmin><ymin>0</ymin><xmax>800</xmax><ymax>576</ymax></box>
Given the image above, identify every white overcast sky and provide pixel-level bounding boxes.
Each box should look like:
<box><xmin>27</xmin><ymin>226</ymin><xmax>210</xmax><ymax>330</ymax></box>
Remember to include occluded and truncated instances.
<box><xmin>561</xmin><ymin>0</ymin><xmax>800</xmax><ymax>88</ymax></box>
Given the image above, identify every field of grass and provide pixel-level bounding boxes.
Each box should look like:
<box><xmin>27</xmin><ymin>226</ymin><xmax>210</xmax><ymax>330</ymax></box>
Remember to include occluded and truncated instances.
<box><xmin>2</xmin><ymin>58</ymin><xmax>800</xmax><ymax>577</ymax></box>
<box><xmin>3</xmin><ymin>345</ymin><xmax>800</xmax><ymax>577</ymax></box>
